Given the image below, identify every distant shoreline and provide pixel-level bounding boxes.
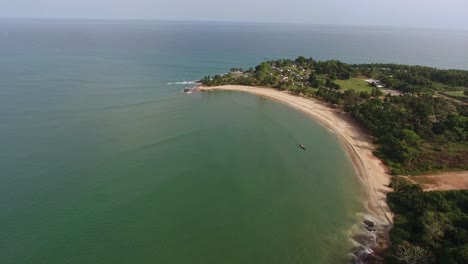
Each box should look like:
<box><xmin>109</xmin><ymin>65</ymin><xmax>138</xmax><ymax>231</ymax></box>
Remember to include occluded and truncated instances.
<box><xmin>198</xmin><ymin>85</ymin><xmax>394</xmax><ymax>254</ymax></box>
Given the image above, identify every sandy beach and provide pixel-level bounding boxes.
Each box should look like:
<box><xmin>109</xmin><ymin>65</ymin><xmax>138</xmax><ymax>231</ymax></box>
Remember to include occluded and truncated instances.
<box><xmin>199</xmin><ymin>85</ymin><xmax>394</xmax><ymax>227</ymax></box>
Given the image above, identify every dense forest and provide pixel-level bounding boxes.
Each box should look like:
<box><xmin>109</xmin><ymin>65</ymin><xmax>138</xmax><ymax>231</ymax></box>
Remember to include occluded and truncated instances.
<box><xmin>348</xmin><ymin>94</ymin><xmax>468</xmax><ymax>175</ymax></box>
<box><xmin>386</xmin><ymin>177</ymin><xmax>468</xmax><ymax>263</ymax></box>
<box><xmin>201</xmin><ymin>57</ymin><xmax>468</xmax><ymax>175</ymax></box>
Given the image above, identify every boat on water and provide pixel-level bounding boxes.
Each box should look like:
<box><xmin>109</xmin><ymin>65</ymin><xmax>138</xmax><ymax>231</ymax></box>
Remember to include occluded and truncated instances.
<box><xmin>299</xmin><ymin>144</ymin><xmax>306</xmax><ymax>150</ymax></box>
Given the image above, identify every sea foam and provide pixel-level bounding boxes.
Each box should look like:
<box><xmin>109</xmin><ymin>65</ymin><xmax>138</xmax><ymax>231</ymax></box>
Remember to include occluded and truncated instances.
<box><xmin>167</xmin><ymin>81</ymin><xmax>196</xmax><ymax>85</ymax></box>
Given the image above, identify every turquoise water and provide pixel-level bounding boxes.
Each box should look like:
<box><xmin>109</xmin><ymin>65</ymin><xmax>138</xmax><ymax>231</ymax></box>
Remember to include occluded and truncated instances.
<box><xmin>1</xmin><ymin>21</ymin><xmax>467</xmax><ymax>263</ymax></box>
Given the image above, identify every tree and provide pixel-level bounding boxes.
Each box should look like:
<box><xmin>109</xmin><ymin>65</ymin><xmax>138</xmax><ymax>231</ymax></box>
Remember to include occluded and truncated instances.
<box><xmin>401</xmin><ymin>129</ymin><xmax>421</xmax><ymax>145</ymax></box>
<box><xmin>295</xmin><ymin>56</ymin><xmax>307</xmax><ymax>66</ymax></box>
<box><xmin>255</xmin><ymin>62</ymin><xmax>271</xmax><ymax>73</ymax></box>
<box><xmin>360</xmin><ymin>91</ymin><xmax>371</xmax><ymax>99</ymax></box>
<box><xmin>311</xmin><ymin>79</ymin><xmax>324</xmax><ymax>88</ymax></box>
<box><xmin>325</xmin><ymin>79</ymin><xmax>340</xmax><ymax>89</ymax></box>
<box><xmin>419</xmin><ymin>211</ymin><xmax>453</xmax><ymax>249</ymax></box>
<box><xmin>455</xmin><ymin>245</ymin><xmax>468</xmax><ymax>263</ymax></box>
<box><xmin>371</xmin><ymin>87</ymin><xmax>383</xmax><ymax>97</ymax></box>
<box><xmin>339</xmin><ymin>70</ymin><xmax>351</xmax><ymax>80</ymax></box>
<box><xmin>343</xmin><ymin>89</ymin><xmax>360</xmax><ymax>111</ymax></box>
<box><xmin>308</xmin><ymin>73</ymin><xmax>317</xmax><ymax>83</ymax></box>
<box><xmin>260</xmin><ymin>75</ymin><xmax>278</xmax><ymax>86</ymax></box>
<box><xmin>395</xmin><ymin>242</ymin><xmax>433</xmax><ymax>264</ymax></box>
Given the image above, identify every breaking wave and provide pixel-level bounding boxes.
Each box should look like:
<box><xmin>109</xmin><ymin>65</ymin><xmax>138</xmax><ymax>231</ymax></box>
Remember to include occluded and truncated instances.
<box><xmin>167</xmin><ymin>81</ymin><xmax>196</xmax><ymax>85</ymax></box>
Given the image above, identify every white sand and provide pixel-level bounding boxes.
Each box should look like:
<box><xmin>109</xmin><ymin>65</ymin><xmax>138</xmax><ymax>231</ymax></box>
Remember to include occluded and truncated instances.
<box><xmin>199</xmin><ymin>85</ymin><xmax>394</xmax><ymax>226</ymax></box>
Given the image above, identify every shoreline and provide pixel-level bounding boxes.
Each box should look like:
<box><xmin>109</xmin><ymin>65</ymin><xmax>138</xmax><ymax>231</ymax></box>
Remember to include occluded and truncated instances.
<box><xmin>198</xmin><ymin>85</ymin><xmax>394</xmax><ymax>255</ymax></box>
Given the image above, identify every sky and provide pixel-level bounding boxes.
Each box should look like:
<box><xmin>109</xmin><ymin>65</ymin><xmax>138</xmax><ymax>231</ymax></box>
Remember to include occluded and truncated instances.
<box><xmin>2</xmin><ymin>0</ymin><xmax>468</xmax><ymax>30</ymax></box>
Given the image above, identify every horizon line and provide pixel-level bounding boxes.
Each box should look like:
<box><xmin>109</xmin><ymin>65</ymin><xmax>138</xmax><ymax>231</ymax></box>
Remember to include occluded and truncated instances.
<box><xmin>1</xmin><ymin>17</ymin><xmax>467</xmax><ymax>32</ymax></box>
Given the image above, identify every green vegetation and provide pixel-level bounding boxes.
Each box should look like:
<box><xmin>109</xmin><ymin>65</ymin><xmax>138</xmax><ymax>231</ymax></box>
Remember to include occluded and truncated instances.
<box><xmin>335</xmin><ymin>77</ymin><xmax>373</xmax><ymax>93</ymax></box>
<box><xmin>444</xmin><ymin>91</ymin><xmax>467</xmax><ymax>98</ymax></box>
<box><xmin>348</xmin><ymin>95</ymin><xmax>468</xmax><ymax>175</ymax></box>
<box><xmin>201</xmin><ymin>57</ymin><xmax>468</xmax><ymax>263</ymax></box>
<box><xmin>202</xmin><ymin>58</ymin><xmax>468</xmax><ymax>95</ymax></box>
<box><xmin>352</xmin><ymin>63</ymin><xmax>468</xmax><ymax>94</ymax></box>
<box><xmin>201</xmin><ymin>57</ymin><xmax>339</xmax><ymax>96</ymax></box>
<box><xmin>386</xmin><ymin>177</ymin><xmax>468</xmax><ymax>263</ymax></box>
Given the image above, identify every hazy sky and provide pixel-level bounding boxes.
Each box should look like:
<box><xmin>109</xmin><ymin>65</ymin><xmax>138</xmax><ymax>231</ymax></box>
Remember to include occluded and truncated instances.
<box><xmin>2</xmin><ymin>0</ymin><xmax>468</xmax><ymax>29</ymax></box>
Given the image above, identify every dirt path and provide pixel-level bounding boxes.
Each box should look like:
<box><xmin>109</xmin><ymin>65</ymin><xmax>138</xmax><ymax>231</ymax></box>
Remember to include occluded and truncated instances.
<box><xmin>402</xmin><ymin>171</ymin><xmax>468</xmax><ymax>191</ymax></box>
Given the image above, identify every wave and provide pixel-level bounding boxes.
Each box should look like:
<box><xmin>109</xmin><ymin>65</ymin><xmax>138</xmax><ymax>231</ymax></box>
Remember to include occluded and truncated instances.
<box><xmin>167</xmin><ymin>81</ymin><xmax>197</xmax><ymax>85</ymax></box>
<box><xmin>347</xmin><ymin>213</ymin><xmax>389</xmax><ymax>263</ymax></box>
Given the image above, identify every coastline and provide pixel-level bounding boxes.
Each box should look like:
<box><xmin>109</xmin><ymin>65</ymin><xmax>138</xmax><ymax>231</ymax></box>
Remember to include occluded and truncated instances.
<box><xmin>198</xmin><ymin>85</ymin><xmax>394</xmax><ymax>255</ymax></box>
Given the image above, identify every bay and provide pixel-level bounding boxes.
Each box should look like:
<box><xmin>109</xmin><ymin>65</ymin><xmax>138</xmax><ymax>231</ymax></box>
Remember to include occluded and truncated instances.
<box><xmin>1</xmin><ymin>20</ymin><xmax>467</xmax><ymax>263</ymax></box>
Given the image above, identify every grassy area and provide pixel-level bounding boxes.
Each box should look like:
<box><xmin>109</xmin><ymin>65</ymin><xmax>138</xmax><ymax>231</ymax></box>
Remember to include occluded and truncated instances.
<box><xmin>335</xmin><ymin>77</ymin><xmax>373</xmax><ymax>93</ymax></box>
<box><xmin>394</xmin><ymin>141</ymin><xmax>468</xmax><ymax>175</ymax></box>
<box><xmin>444</xmin><ymin>91</ymin><xmax>467</xmax><ymax>98</ymax></box>
<box><xmin>433</xmin><ymin>83</ymin><xmax>467</xmax><ymax>92</ymax></box>
<box><xmin>306</xmin><ymin>87</ymin><xmax>319</xmax><ymax>93</ymax></box>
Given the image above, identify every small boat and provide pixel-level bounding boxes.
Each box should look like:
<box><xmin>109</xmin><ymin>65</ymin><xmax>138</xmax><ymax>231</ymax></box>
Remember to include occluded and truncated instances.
<box><xmin>299</xmin><ymin>144</ymin><xmax>306</xmax><ymax>150</ymax></box>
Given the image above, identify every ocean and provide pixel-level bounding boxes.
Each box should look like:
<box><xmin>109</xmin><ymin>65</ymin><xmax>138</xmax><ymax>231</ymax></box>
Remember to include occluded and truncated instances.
<box><xmin>1</xmin><ymin>20</ymin><xmax>467</xmax><ymax>264</ymax></box>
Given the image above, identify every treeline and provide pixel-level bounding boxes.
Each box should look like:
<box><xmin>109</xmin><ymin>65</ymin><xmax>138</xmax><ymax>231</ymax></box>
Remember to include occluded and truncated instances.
<box><xmin>354</xmin><ymin>63</ymin><xmax>468</xmax><ymax>93</ymax></box>
<box><xmin>315</xmin><ymin>60</ymin><xmax>353</xmax><ymax>79</ymax></box>
<box><xmin>201</xmin><ymin>57</ymin><xmax>468</xmax><ymax>95</ymax></box>
<box><xmin>385</xmin><ymin>177</ymin><xmax>468</xmax><ymax>263</ymax></box>
<box><xmin>354</xmin><ymin>63</ymin><xmax>468</xmax><ymax>87</ymax></box>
